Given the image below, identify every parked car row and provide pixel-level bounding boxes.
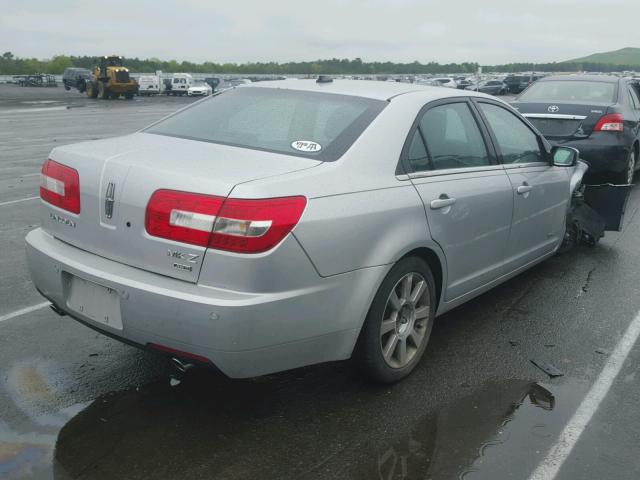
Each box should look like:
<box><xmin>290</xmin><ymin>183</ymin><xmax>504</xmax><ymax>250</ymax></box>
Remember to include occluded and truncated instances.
<box><xmin>61</xmin><ymin>68</ymin><xmax>253</xmax><ymax>98</ymax></box>
<box><xmin>415</xmin><ymin>76</ymin><xmax>513</xmax><ymax>96</ymax></box>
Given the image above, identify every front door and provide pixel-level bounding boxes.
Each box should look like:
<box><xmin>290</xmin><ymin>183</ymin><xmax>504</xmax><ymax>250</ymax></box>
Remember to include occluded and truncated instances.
<box><xmin>475</xmin><ymin>100</ymin><xmax>569</xmax><ymax>269</ymax></box>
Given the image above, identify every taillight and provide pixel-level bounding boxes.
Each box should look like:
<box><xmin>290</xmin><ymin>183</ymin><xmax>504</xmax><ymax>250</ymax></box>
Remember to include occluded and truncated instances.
<box><xmin>145</xmin><ymin>190</ymin><xmax>224</xmax><ymax>247</ymax></box>
<box><xmin>145</xmin><ymin>189</ymin><xmax>306</xmax><ymax>253</ymax></box>
<box><xmin>210</xmin><ymin>196</ymin><xmax>307</xmax><ymax>253</ymax></box>
<box><xmin>594</xmin><ymin>113</ymin><xmax>624</xmax><ymax>132</ymax></box>
<box><xmin>40</xmin><ymin>159</ymin><xmax>81</xmax><ymax>214</ymax></box>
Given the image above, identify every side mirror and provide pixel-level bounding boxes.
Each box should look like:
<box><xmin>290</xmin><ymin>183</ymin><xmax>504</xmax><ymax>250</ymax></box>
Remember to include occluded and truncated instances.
<box><xmin>552</xmin><ymin>146</ymin><xmax>579</xmax><ymax>167</ymax></box>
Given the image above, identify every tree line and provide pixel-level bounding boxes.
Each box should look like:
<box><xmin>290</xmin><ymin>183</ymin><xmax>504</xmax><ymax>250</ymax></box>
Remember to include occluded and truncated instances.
<box><xmin>1</xmin><ymin>52</ymin><xmax>637</xmax><ymax>76</ymax></box>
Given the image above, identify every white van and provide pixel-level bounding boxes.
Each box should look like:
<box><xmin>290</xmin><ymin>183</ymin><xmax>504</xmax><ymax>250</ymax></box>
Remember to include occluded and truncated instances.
<box><xmin>168</xmin><ymin>73</ymin><xmax>193</xmax><ymax>96</ymax></box>
<box><xmin>137</xmin><ymin>75</ymin><xmax>160</xmax><ymax>95</ymax></box>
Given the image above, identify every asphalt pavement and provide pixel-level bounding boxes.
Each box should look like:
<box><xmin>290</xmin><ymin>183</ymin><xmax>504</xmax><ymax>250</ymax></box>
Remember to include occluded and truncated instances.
<box><xmin>0</xmin><ymin>84</ymin><xmax>639</xmax><ymax>480</ymax></box>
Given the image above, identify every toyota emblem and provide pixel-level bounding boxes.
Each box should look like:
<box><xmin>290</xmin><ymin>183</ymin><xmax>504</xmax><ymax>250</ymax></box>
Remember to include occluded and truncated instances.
<box><xmin>548</xmin><ymin>105</ymin><xmax>560</xmax><ymax>113</ymax></box>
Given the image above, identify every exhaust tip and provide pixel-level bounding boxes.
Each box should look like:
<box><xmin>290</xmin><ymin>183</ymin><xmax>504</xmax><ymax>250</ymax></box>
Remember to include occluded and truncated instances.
<box><xmin>170</xmin><ymin>357</ymin><xmax>194</xmax><ymax>373</ymax></box>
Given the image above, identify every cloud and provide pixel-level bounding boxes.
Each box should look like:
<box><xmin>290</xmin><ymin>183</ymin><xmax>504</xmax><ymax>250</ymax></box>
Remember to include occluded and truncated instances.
<box><xmin>0</xmin><ymin>0</ymin><xmax>638</xmax><ymax>64</ymax></box>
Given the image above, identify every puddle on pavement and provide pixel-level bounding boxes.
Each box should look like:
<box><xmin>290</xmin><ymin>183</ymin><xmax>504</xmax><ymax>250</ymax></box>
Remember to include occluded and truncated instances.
<box><xmin>0</xmin><ymin>366</ymin><xmax>590</xmax><ymax>480</ymax></box>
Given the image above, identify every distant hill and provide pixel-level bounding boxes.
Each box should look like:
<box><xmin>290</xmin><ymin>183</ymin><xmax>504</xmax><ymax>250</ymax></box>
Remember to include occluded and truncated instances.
<box><xmin>566</xmin><ymin>47</ymin><xmax>640</xmax><ymax>66</ymax></box>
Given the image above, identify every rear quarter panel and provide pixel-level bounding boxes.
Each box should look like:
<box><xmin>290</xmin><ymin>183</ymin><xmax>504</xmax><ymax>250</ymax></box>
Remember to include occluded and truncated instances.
<box><xmin>229</xmin><ymin>91</ymin><xmax>453</xmax><ymax>278</ymax></box>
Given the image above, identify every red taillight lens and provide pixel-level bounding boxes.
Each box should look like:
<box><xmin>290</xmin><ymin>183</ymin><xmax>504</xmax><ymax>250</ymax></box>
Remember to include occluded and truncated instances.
<box><xmin>210</xmin><ymin>196</ymin><xmax>307</xmax><ymax>253</ymax></box>
<box><xmin>40</xmin><ymin>159</ymin><xmax>81</xmax><ymax>214</ymax></box>
<box><xmin>145</xmin><ymin>190</ymin><xmax>307</xmax><ymax>253</ymax></box>
<box><xmin>594</xmin><ymin>113</ymin><xmax>624</xmax><ymax>132</ymax></box>
<box><xmin>145</xmin><ymin>190</ymin><xmax>224</xmax><ymax>247</ymax></box>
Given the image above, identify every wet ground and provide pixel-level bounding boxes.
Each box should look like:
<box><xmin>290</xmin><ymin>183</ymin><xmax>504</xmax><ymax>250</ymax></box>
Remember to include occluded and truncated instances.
<box><xmin>1</xmin><ymin>84</ymin><xmax>639</xmax><ymax>480</ymax></box>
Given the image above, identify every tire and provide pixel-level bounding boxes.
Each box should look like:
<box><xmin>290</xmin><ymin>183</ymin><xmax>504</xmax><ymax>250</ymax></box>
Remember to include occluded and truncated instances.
<box><xmin>354</xmin><ymin>256</ymin><xmax>436</xmax><ymax>383</ymax></box>
<box><xmin>558</xmin><ymin>219</ymin><xmax>580</xmax><ymax>254</ymax></box>
<box><xmin>124</xmin><ymin>93</ymin><xmax>134</xmax><ymax>100</ymax></box>
<box><xmin>64</xmin><ymin>85</ymin><xmax>71</xmax><ymax>91</ymax></box>
<box><xmin>98</xmin><ymin>81</ymin><xmax>110</xmax><ymax>99</ymax></box>
<box><xmin>86</xmin><ymin>81</ymin><xmax>98</xmax><ymax>98</ymax></box>
<box><xmin>614</xmin><ymin>149</ymin><xmax>636</xmax><ymax>184</ymax></box>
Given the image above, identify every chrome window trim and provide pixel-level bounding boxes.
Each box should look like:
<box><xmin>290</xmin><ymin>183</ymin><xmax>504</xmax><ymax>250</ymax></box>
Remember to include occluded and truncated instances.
<box><xmin>502</xmin><ymin>162</ymin><xmax>550</xmax><ymax>169</ymax></box>
<box><xmin>522</xmin><ymin>113</ymin><xmax>587</xmax><ymax>120</ymax></box>
<box><xmin>407</xmin><ymin>164</ymin><xmax>505</xmax><ymax>179</ymax></box>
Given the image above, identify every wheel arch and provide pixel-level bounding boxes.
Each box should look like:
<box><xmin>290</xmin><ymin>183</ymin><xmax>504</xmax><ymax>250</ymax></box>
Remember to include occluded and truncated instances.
<box><xmin>398</xmin><ymin>246</ymin><xmax>444</xmax><ymax>309</ymax></box>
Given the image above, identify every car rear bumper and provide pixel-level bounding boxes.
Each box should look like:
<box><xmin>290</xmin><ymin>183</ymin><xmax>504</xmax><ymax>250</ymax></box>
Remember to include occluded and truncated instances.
<box><xmin>25</xmin><ymin>228</ymin><xmax>384</xmax><ymax>377</ymax></box>
<box><xmin>550</xmin><ymin>136</ymin><xmax>630</xmax><ymax>174</ymax></box>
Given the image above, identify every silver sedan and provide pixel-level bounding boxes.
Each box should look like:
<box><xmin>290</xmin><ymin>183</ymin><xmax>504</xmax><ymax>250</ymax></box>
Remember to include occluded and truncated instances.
<box><xmin>26</xmin><ymin>79</ymin><xmax>582</xmax><ymax>383</ymax></box>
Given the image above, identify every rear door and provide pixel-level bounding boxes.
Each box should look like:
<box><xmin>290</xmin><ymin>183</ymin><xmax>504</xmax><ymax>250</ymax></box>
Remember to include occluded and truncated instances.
<box><xmin>404</xmin><ymin>99</ymin><xmax>514</xmax><ymax>301</ymax></box>
<box><xmin>474</xmin><ymin>100</ymin><xmax>569</xmax><ymax>269</ymax></box>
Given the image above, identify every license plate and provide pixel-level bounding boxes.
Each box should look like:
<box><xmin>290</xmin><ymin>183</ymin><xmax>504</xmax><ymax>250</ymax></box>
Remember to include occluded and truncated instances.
<box><xmin>66</xmin><ymin>276</ymin><xmax>123</xmax><ymax>330</ymax></box>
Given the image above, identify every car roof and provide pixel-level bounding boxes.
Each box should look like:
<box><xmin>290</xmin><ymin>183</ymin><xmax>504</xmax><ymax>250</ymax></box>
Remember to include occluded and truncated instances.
<box><xmin>539</xmin><ymin>74</ymin><xmax>620</xmax><ymax>84</ymax></box>
<box><xmin>246</xmin><ymin>79</ymin><xmax>473</xmax><ymax>101</ymax></box>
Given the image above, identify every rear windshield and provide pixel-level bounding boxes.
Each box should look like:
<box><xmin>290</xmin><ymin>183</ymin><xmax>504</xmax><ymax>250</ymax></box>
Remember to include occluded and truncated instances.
<box><xmin>145</xmin><ymin>87</ymin><xmax>387</xmax><ymax>161</ymax></box>
<box><xmin>519</xmin><ymin>80</ymin><xmax>617</xmax><ymax>104</ymax></box>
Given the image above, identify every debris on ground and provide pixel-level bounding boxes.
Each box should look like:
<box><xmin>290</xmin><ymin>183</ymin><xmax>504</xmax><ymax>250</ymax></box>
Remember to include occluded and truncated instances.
<box><xmin>530</xmin><ymin>359</ymin><xmax>564</xmax><ymax>378</ymax></box>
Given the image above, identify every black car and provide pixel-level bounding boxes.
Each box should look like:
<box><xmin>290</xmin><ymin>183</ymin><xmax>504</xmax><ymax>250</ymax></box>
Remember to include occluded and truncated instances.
<box><xmin>62</xmin><ymin>67</ymin><xmax>91</xmax><ymax>92</ymax></box>
<box><xmin>503</xmin><ymin>75</ymin><xmax>524</xmax><ymax>94</ymax></box>
<box><xmin>204</xmin><ymin>77</ymin><xmax>222</xmax><ymax>91</ymax></box>
<box><xmin>512</xmin><ymin>75</ymin><xmax>640</xmax><ymax>183</ymax></box>
<box><xmin>518</xmin><ymin>74</ymin><xmax>545</xmax><ymax>93</ymax></box>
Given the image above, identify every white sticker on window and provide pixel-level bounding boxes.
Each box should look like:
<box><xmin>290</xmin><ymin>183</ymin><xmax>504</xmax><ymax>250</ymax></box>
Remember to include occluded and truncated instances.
<box><xmin>291</xmin><ymin>140</ymin><xmax>322</xmax><ymax>153</ymax></box>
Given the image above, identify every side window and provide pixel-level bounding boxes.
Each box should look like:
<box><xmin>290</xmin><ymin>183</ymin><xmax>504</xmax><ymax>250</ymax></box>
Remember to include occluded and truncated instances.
<box><xmin>628</xmin><ymin>86</ymin><xmax>640</xmax><ymax>110</ymax></box>
<box><xmin>478</xmin><ymin>103</ymin><xmax>545</xmax><ymax>164</ymax></box>
<box><xmin>406</xmin><ymin>130</ymin><xmax>430</xmax><ymax>172</ymax></box>
<box><xmin>419</xmin><ymin>102</ymin><xmax>491</xmax><ymax>170</ymax></box>
<box><xmin>173</xmin><ymin>78</ymin><xmax>179</xmax><ymax>84</ymax></box>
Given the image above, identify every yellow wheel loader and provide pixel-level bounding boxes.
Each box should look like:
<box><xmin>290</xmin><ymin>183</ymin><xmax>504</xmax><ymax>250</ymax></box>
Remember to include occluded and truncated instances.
<box><xmin>86</xmin><ymin>55</ymin><xmax>138</xmax><ymax>100</ymax></box>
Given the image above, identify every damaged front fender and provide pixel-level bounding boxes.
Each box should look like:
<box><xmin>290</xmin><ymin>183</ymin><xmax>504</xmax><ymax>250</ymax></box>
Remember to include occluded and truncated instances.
<box><xmin>569</xmin><ymin>160</ymin><xmax>590</xmax><ymax>195</ymax></box>
<box><xmin>561</xmin><ymin>159</ymin><xmax>633</xmax><ymax>252</ymax></box>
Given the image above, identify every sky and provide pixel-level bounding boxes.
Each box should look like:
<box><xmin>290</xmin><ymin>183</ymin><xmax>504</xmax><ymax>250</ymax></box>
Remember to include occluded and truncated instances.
<box><xmin>1</xmin><ymin>0</ymin><xmax>639</xmax><ymax>65</ymax></box>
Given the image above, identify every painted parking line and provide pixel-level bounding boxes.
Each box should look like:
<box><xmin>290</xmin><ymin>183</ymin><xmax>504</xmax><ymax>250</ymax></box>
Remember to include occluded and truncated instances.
<box><xmin>529</xmin><ymin>310</ymin><xmax>640</xmax><ymax>480</ymax></box>
<box><xmin>0</xmin><ymin>196</ymin><xmax>39</xmax><ymax>207</ymax></box>
<box><xmin>0</xmin><ymin>302</ymin><xmax>50</xmax><ymax>324</ymax></box>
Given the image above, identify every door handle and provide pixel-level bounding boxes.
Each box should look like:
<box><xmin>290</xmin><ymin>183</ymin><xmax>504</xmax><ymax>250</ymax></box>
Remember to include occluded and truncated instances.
<box><xmin>516</xmin><ymin>184</ymin><xmax>533</xmax><ymax>195</ymax></box>
<box><xmin>430</xmin><ymin>194</ymin><xmax>457</xmax><ymax>210</ymax></box>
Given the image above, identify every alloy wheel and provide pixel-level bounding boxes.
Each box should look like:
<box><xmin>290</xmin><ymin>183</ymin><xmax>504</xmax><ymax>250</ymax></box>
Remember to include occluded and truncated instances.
<box><xmin>379</xmin><ymin>272</ymin><xmax>431</xmax><ymax>369</ymax></box>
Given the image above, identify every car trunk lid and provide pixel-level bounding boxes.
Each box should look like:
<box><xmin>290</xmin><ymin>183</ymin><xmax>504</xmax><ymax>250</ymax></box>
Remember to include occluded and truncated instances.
<box><xmin>41</xmin><ymin>132</ymin><xmax>320</xmax><ymax>283</ymax></box>
<box><xmin>512</xmin><ymin>102</ymin><xmax>613</xmax><ymax>139</ymax></box>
